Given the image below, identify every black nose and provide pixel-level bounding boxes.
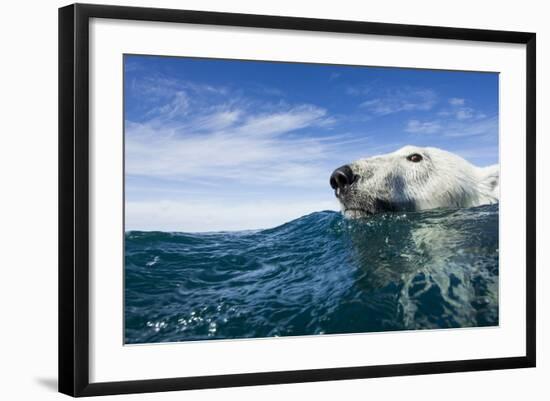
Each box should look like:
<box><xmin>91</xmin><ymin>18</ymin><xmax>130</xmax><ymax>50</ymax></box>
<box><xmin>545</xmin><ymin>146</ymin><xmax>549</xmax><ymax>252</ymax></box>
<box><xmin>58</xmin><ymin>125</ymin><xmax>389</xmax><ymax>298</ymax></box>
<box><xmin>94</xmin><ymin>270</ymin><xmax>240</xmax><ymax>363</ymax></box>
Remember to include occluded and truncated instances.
<box><xmin>330</xmin><ymin>165</ymin><xmax>356</xmax><ymax>191</ymax></box>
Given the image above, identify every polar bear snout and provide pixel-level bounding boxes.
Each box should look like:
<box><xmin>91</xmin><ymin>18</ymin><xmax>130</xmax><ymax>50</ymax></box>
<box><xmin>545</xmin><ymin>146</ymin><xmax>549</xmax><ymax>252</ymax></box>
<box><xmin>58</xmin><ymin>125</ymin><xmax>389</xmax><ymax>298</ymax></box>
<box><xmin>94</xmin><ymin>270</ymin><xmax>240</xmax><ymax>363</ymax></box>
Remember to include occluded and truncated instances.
<box><xmin>330</xmin><ymin>165</ymin><xmax>357</xmax><ymax>196</ymax></box>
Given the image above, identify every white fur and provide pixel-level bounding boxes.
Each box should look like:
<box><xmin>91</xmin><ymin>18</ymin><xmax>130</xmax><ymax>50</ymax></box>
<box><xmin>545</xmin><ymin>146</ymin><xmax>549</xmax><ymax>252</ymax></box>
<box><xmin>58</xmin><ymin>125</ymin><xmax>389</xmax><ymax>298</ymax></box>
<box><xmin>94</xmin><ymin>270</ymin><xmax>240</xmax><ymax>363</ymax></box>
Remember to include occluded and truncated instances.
<box><xmin>335</xmin><ymin>145</ymin><xmax>499</xmax><ymax>218</ymax></box>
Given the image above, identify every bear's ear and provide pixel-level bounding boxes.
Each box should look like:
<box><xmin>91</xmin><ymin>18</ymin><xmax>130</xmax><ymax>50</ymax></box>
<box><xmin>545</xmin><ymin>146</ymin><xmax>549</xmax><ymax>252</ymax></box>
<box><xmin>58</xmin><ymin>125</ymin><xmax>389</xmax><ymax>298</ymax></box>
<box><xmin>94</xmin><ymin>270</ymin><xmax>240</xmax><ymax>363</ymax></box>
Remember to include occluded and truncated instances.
<box><xmin>479</xmin><ymin>166</ymin><xmax>499</xmax><ymax>198</ymax></box>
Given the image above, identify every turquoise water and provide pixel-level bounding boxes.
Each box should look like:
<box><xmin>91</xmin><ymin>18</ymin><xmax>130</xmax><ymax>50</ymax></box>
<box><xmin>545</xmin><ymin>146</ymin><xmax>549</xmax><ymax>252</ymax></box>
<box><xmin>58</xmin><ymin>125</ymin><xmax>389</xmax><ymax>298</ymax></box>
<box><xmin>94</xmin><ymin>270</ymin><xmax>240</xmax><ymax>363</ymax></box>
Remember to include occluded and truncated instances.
<box><xmin>124</xmin><ymin>205</ymin><xmax>499</xmax><ymax>344</ymax></box>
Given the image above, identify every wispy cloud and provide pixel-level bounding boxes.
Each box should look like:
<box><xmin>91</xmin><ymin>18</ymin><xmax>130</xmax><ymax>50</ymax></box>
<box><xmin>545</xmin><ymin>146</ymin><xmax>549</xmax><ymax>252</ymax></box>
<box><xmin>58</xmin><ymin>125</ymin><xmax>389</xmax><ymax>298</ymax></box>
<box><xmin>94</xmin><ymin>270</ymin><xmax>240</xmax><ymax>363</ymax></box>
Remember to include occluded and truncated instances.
<box><xmin>359</xmin><ymin>88</ymin><xmax>437</xmax><ymax>116</ymax></box>
<box><xmin>404</xmin><ymin>95</ymin><xmax>497</xmax><ymax>139</ymax></box>
<box><xmin>146</xmin><ymin>91</ymin><xmax>190</xmax><ymax>119</ymax></box>
<box><xmin>126</xmin><ymin>80</ymin><xmax>351</xmax><ymax>190</ymax></box>
<box><xmin>449</xmin><ymin>97</ymin><xmax>465</xmax><ymax>106</ymax></box>
<box><xmin>404</xmin><ymin>115</ymin><xmax>497</xmax><ymax>138</ymax></box>
<box><xmin>405</xmin><ymin>120</ymin><xmax>442</xmax><ymax>134</ymax></box>
<box><xmin>233</xmin><ymin>104</ymin><xmax>328</xmax><ymax>137</ymax></box>
<box><xmin>124</xmin><ymin>74</ymin><xmax>378</xmax><ymax>231</ymax></box>
<box><xmin>130</xmin><ymin>75</ymin><xmax>229</xmax><ymax>107</ymax></box>
<box><xmin>444</xmin><ymin>115</ymin><xmax>498</xmax><ymax>138</ymax></box>
<box><xmin>437</xmin><ymin>98</ymin><xmax>487</xmax><ymax>121</ymax></box>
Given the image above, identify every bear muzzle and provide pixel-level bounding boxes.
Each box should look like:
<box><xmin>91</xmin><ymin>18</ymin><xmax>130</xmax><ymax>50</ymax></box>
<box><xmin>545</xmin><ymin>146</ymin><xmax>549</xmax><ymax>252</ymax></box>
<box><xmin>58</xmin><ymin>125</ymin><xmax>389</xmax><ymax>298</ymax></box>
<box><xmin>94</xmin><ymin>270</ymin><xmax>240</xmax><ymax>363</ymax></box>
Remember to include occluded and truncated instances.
<box><xmin>329</xmin><ymin>165</ymin><xmax>357</xmax><ymax>197</ymax></box>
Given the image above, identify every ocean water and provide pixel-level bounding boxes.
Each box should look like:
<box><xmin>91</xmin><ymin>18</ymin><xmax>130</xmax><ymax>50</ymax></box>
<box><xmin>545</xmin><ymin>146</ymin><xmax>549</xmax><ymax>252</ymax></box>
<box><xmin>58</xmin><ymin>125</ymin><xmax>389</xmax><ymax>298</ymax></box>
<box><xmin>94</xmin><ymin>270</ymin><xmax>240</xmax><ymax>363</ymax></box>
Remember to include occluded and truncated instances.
<box><xmin>125</xmin><ymin>204</ymin><xmax>499</xmax><ymax>344</ymax></box>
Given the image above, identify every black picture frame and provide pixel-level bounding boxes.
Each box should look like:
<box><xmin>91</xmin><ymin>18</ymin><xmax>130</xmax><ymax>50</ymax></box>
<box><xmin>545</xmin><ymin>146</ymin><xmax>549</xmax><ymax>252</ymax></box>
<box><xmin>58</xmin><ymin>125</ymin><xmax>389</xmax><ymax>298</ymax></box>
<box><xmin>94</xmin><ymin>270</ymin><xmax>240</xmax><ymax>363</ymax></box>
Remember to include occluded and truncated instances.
<box><xmin>59</xmin><ymin>3</ymin><xmax>536</xmax><ymax>397</ymax></box>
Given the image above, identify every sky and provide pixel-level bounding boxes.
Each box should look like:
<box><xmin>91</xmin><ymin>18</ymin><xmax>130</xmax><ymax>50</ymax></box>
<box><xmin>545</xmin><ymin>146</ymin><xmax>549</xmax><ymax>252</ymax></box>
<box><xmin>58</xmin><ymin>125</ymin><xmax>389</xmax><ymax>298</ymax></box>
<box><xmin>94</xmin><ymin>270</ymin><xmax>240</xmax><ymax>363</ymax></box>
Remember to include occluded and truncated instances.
<box><xmin>124</xmin><ymin>55</ymin><xmax>499</xmax><ymax>232</ymax></box>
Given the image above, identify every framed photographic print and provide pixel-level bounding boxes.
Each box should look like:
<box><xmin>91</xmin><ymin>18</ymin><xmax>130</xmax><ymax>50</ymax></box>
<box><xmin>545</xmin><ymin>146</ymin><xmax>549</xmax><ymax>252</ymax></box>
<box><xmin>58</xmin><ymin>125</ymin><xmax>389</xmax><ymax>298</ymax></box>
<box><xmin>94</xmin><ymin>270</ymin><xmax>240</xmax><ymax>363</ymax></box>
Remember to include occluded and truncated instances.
<box><xmin>58</xmin><ymin>3</ymin><xmax>536</xmax><ymax>397</ymax></box>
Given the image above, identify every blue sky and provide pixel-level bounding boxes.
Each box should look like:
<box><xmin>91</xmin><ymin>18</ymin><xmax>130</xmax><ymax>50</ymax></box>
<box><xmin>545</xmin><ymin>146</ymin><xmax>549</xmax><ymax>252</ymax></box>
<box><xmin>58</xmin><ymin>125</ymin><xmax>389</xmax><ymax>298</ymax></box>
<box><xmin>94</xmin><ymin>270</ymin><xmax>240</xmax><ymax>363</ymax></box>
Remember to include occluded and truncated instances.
<box><xmin>124</xmin><ymin>55</ymin><xmax>499</xmax><ymax>232</ymax></box>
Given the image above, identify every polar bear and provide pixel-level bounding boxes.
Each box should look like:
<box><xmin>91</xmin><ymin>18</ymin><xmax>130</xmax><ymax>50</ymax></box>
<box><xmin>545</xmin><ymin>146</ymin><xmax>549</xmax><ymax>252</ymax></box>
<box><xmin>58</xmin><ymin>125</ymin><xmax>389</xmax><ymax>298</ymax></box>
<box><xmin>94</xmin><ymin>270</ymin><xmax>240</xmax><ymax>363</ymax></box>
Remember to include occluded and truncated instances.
<box><xmin>330</xmin><ymin>145</ymin><xmax>499</xmax><ymax>218</ymax></box>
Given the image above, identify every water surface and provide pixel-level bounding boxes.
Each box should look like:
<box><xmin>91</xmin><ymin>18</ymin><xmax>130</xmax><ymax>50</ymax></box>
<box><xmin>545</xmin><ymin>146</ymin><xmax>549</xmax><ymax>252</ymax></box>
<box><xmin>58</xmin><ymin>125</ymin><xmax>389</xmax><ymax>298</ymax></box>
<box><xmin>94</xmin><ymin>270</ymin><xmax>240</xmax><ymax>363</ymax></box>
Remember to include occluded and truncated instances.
<box><xmin>125</xmin><ymin>205</ymin><xmax>498</xmax><ymax>344</ymax></box>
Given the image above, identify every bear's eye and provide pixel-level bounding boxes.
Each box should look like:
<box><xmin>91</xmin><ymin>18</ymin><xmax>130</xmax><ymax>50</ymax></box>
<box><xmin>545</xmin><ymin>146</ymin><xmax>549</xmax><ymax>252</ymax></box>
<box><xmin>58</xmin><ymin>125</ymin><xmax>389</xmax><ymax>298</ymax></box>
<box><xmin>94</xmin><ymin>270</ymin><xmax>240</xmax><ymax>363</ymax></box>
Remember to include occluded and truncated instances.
<box><xmin>407</xmin><ymin>153</ymin><xmax>423</xmax><ymax>163</ymax></box>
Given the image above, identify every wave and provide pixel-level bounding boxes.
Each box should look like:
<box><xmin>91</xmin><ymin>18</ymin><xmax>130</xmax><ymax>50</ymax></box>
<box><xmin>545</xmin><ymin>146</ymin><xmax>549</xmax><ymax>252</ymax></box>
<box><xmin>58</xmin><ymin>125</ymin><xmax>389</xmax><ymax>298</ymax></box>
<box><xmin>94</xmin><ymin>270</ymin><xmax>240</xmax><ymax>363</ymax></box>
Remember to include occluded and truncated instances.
<box><xmin>125</xmin><ymin>205</ymin><xmax>499</xmax><ymax>344</ymax></box>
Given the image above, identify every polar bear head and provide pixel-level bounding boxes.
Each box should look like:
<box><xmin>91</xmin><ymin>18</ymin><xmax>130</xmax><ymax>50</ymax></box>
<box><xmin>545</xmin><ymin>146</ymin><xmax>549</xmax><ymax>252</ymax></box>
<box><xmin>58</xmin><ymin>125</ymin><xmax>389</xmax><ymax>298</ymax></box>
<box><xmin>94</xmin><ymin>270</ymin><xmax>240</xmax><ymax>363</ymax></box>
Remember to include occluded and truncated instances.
<box><xmin>330</xmin><ymin>145</ymin><xmax>499</xmax><ymax>218</ymax></box>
